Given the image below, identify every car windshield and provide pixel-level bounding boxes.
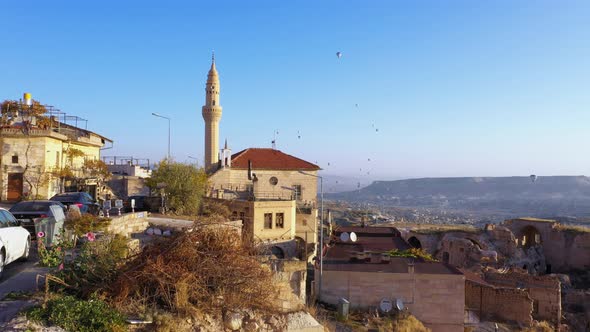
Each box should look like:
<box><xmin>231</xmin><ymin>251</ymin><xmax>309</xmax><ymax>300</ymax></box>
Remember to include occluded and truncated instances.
<box><xmin>51</xmin><ymin>193</ymin><xmax>81</xmax><ymax>201</ymax></box>
<box><xmin>10</xmin><ymin>201</ymin><xmax>53</xmax><ymax>212</ymax></box>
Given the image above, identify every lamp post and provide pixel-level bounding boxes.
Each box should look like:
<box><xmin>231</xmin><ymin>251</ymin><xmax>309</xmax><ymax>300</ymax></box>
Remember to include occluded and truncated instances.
<box><xmin>187</xmin><ymin>155</ymin><xmax>200</xmax><ymax>167</ymax></box>
<box><xmin>299</xmin><ymin>171</ymin><xmax>324</xmax><ymax>302</ymax></box>
<box><xmin>151</xmin><ymin>112</ymin><xmax>171</xmax><ymax>161</ymax></box>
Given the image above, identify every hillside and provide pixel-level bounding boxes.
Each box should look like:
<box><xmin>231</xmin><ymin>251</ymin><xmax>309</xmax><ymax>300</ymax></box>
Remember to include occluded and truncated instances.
<box><xmin>327</xmin><ymin>176</ymin><xmax>590</xmax><ymax>219</ymax></box>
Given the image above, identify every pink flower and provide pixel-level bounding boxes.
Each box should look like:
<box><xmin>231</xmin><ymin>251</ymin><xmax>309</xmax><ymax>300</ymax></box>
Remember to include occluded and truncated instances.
<box><xmin>86</xmin><ymin>232</ymin><xmax>95</xmax><ymax>242</ymax></box>
<box><xmin>58</xmin><ymin>263</ymin><xmax>64</xmax><ymax>271</ymax></box>
<box><xmin>37</xmin><ymin>231</ymin><xmax>45</xmax><ymax>238</ymax></box>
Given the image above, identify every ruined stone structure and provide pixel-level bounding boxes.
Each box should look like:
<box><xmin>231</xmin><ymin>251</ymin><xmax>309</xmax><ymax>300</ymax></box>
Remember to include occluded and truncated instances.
<box><xmin>504</xmin><ymin>218</ymin><xmax>590</xmax><ymax>272</ymax></box>
<box><xmin>318</xmin><ymin>226</ymin><xmax>465</xmax><ymax>332</ymax></box>
<box><xmin>464</xmin><ymin>270</ymin><xmax>534</xmax><ymax>325</ymax></box>
<box><xmin>486</xmin><ymin>269</ymin><xmax>562</xmax><ymax>325</ymax></box>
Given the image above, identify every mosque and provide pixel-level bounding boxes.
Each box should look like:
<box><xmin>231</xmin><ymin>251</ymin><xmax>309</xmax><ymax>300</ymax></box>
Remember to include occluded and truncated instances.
<box><xmin>201</xmin><ymin>55</ymin><xmax>320</xmax><ymax>259</ymax></box>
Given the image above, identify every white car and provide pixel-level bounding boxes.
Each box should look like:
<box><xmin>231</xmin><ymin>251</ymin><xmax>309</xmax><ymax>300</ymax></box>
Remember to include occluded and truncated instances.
<box><xmin>0</xmin><ymin>208</ymin><xmax>31</xmax><ymax>279</ymax></box>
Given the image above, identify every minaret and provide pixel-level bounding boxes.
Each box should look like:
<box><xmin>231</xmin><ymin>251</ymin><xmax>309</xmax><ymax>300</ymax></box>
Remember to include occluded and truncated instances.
<box><xmin>202</xmin><ymin>53</ymin><xmax>223</xmax><ymax>171</ymax></box>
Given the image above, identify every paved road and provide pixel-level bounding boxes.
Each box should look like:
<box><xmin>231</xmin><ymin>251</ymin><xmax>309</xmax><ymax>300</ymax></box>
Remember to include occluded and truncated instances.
<box><xmin>0</xmin><ymin>244</ymin><xmax>49</xmax><ymax>323</ymax></box>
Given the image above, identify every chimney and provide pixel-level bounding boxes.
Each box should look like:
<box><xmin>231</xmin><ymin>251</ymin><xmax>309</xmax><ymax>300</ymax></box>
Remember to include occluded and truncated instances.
<box><xmin>248</xmin><ymin>160</ymin><xmax>253</xmax><ymax>180</ymax></box>
<box><xmin>407</xmin><ymin>261</ymin><xmax>415</xmax><ymax>274</ymax></box>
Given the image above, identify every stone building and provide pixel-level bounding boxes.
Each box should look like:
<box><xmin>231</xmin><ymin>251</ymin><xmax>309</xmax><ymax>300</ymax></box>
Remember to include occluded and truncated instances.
<box><xmin>0</xmin><ymin>99</ymin><xmax>112</xmax><ymax>201</ymax></box>
<box><xmin>504</xmin><ymin>217</ymin><xmax>590</xmax><ymax>273</ymax></box>
<box><xmin>200</xmin><ymin>57</ymin><xmax>320</xmax><ymax>259</ymax></box>
<box><xmin>317</xmin><ymin>226</ymin><xmax>465</xmax><ymax>332</ymax></box>
<box><xmin>463</xmin><ymin>268</ymin><xmax>561</xmax><ymax>326</ymax></box>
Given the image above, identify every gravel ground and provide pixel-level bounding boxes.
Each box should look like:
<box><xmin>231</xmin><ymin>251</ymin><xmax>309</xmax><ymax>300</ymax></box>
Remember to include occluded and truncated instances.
<box><xmin>0</xmin><ymin>315</ymin><xmax>65</xmax><ymax>332</ymax></box>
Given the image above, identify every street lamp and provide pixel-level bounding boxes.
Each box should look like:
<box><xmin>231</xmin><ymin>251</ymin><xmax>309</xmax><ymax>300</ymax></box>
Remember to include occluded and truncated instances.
<box><xmin>151</xmin><ymin>112</ymin><xmax>171</xmax><ymax>161</ymax></box>
<box><xmin>187</xmin><ymin>155</ymin><xmax>200</xmax><ymax>167</ymax></box>
<box><xmin>299</xmin><ymin>170</ymin><xmax>324</xmax><ymax>302</ymax></box>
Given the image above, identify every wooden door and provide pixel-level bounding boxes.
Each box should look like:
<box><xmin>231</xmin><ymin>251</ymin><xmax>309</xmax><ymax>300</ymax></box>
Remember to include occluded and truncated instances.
<box><xmin>7</xmin><ymin>173</ymin><xmax>23</xmax><ymax>201</ymax></box>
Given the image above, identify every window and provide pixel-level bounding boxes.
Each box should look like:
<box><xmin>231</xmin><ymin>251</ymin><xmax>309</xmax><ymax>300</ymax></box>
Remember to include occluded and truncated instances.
<box><xmin>264</xmin><ymin>213</ymin><xmax>272</xmax><ymax>229</ymax></box>
<box><xmin>293</xmin><ymin>185</ymin><xmax>302</xmax><ymax>200</ymax></box>
<box><xmin>12</xmin><ymin>155</ymin><xmax>18</xmax><ymax>164</ymax></box>
<box><xmin>231</xmin><ymin>211</ymin><xmax>238</xmax><ymax>220</ymax></box>
<box><xmin>0</xmin><ymin>210</ymin><xmax>18</xmax><ymax>227</ymax></box>
<box><xmin>239</xmin><ymin>212</ymin><xmax>245</xmax><ymax>221</ymax></box>
<box><xmin>56</xmin><ymin>151</ymin><xmax>60</xmax><ymax>167</ymax></box>
<box><xmin>275</xmin><ymin>213</ymin><xmax>284</xmax><ymax>228</ymax></box>
<box><xmin>269</xmin><ymin>176</ymin><xmax>278</xmax><ymax>186</ymax></box>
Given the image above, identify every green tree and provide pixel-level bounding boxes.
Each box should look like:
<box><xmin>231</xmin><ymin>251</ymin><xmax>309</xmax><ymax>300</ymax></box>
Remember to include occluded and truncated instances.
<box><xmin>146</xmin><ymin>160</ymin><xmax>208</xmax><ymax>215</ymax></box>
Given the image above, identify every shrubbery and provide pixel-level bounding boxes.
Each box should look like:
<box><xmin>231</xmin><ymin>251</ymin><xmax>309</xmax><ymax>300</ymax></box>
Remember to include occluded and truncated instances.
<box><xmin>27</xmin><ymin>295</ymin><xmax>126</xmax><ymax>332</ymax></box>
<box><xmin>386</xmin><ymin>248</ymin><xmax>438</xmax><ymax>262</ymax></box>
<box><xmin>109</xmin><ymin>225</ymin><xmax>278</xmax><ymax>315</ymax></box>
<box><xmin>146</xmin><ymin>160</ymin><xmax>208</xmax><ymax>215</ymax></box>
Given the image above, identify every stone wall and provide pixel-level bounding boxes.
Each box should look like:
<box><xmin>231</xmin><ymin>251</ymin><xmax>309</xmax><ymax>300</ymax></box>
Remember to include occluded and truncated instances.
<box><xmin>318</xmin><ymin>269</ymin><xmax>465</xmax><ymax>332</ymax></box>
<box><xmin>106</xmin><ymin>211</ymin><xmax>149</xmax><ymax>237</ymax></box>
<box><xmin>466</xmin><ymin>280</ymin><xmax>533</xmax><ymax>325</ymax></box>
<box><xmin>269</xmin><ymin>259</ymin><xmax>307</xmax><ymax>312</ymax></box>
<box><xmin>484</xmin><ymin>270</ymin><xmax>561</xmax><ymax>325</ymax></box>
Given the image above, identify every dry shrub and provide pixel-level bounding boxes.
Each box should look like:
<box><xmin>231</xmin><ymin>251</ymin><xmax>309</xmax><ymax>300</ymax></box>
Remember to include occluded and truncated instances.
<box><xmin>522</xmin><ymin>321</ymin><xmax>554</xmax><ymax>332</ymax></box>
<box><xmin>109</xmin><ymin>224</ymin><xmax>278</xmax><ymax>315</ymax></box>
<box><xmin>389</xmin><ymin>313</ymin><xmax>431</xmax><ymax>332</ymax></box>
<box><xmin>200</xmin><ymin>199</ymin><xmax>231</xmax><ymax>219</ymax></box>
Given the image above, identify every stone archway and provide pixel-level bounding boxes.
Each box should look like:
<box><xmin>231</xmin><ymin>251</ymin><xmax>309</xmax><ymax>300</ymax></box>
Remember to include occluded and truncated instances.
<box><xmin>520</xmin><ymin>225</ymin><xmax>542</xmax><ymax>248</ymax></box>
<box><xmin>408</xmin><ymin>236</ymin><xmax>422</xmax><ymax>249</ymax></box>
<box><xmin>270</xmin><ymin>246</ymin><xmax>285</xmax><ymax>259</ymax></box>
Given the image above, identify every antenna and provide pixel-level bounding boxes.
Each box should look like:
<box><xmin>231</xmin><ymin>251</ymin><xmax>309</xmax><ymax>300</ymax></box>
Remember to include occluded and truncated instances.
<box><xmin>340</xmin><ymin>232</ymin><xmax>350</xmax><ymax>242</ymax></box>
<box><xmin>379</xmin><ymin>298</ymin><xmax>393</xmax><ymax>313</ymax></box>
<box><xmin>272</xmin><ymin>130</ymin><xmax>279</xmax><ymax>149</ymax></box>
<box><xmin>350</xmin><ymin>232</ymin><xmax>357</xmax><ymax>242</ymax></box>
<box><xmin>395</xmin><ymin>298</ymin><xmax>404</xmax><ymax>311</ymax></box>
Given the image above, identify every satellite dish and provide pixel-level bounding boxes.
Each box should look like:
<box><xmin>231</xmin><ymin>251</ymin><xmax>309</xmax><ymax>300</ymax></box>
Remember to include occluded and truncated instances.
<box><xmin>340</xmin><ymin>232</ymin><xmax>350</xmax><ymax>242</ymax></box>
<box><xmin>379</xmin><ymin>298</ymin><xmax>393</xmax><ymax>313</ymax></box>
<box><xmin>395</xmin><ymin>298</ymin><xmax>404</xmax><ymax>311</ymax></box>
<box><xmin>350</xmin><ymin>232</ymin><xmax>357</xmax><ymax>242</ymax></box>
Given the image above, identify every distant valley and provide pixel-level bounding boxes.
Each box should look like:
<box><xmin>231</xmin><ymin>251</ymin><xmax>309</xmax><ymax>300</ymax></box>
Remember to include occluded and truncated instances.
<box><xmin>325</xmin><ymin>176</ymin><xmax>590</xmax><ymax>225</ymax></box>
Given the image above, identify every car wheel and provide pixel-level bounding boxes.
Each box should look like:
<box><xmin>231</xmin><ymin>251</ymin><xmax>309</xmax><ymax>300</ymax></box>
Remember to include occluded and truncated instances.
<box><xmin>20</xmin><ymin>238</ymin><xmax>30</xmax><ymax>261</ymax></box>
<box><xmin>0</xmin><ymin>250</ymin><xmax>5</xmax><ymax>280</ymax></box>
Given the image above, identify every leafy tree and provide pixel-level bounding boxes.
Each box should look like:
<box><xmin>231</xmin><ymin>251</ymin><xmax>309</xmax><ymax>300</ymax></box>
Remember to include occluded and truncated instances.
<box><xmin>146</xmin><ymin>160</ymin><xmax>208</xmax><ymax>215</ymax></box>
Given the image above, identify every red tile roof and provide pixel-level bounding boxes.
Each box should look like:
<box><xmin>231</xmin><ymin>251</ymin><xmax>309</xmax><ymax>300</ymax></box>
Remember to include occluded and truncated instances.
<box><xmin>230</xmin><ymin>148</ymin><xmax>320</xmax><ymax>171</ymax></box>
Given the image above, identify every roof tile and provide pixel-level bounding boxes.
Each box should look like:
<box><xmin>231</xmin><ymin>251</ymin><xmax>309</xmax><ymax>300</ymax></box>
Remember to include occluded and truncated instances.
<box><xmin>230</xmin><ymin>148</ymin><xmax>320</xmax><ymax>170</ymax></box>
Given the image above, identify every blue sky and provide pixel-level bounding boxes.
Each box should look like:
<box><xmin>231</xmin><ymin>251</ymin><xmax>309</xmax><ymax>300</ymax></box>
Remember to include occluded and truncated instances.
<box><xmin>1</xmin><ymin>1</ymin><xmax>589</xmax><ymax>184</ymax></box>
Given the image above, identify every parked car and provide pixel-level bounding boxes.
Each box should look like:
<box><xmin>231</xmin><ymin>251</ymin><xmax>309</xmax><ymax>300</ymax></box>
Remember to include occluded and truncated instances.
<box><xmin>9</xmin><ymin>200</ymin><xmax>67</xmax><ymax>239</ymax></box>
<box><xmin>0</xmin><ymin>208</ymin><xmax>31</xmax><ymax>279</ymax></box>
<box><xmin>50</xmin><ymin>192</ymin><xmax>103</xmax><ymax>216</ymax></box>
